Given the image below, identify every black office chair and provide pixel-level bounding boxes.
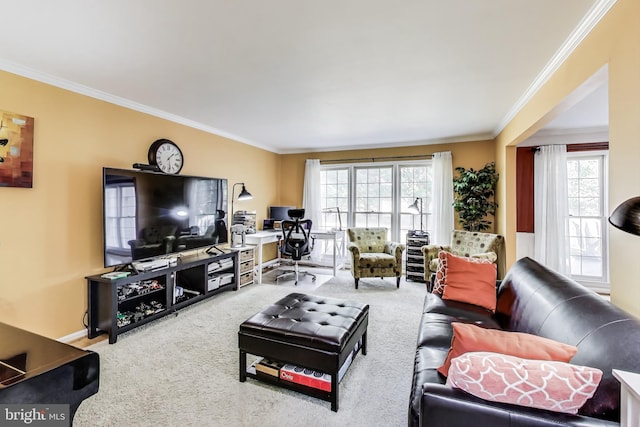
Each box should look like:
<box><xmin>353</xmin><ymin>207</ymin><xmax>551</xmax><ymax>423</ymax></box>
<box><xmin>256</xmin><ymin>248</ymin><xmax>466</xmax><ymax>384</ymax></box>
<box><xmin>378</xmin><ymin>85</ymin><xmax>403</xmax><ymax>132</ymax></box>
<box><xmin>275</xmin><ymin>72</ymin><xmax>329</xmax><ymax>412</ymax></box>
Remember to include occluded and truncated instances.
<box><xmin>276</xmin><ymin>209</ymin><xmax>316</xmax><ymax>285</ymax></box>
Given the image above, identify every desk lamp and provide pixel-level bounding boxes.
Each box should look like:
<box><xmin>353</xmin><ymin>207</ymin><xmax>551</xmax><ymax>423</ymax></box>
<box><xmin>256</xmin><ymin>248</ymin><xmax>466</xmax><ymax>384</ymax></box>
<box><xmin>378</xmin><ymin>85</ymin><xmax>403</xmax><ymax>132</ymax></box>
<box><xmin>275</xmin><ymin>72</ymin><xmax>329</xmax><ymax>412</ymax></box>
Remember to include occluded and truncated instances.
<box><xmin>322</xmin><ymin>207</ymin><xmax>342</xmax><ymax>230</ymax></box>
<box><xmin>231</xmin><ymin>182</ymin><xmax>253</xmax><ymax>224</ymax></box>
<box><xmin>609</xmin><ymin>196</ymin><xmax>640</xmax><ymax>236</ymax></box>
<box><xmin>407</xmin><ymin>197</ymin><xmax>428</xmax><ymax>237</ymax></box>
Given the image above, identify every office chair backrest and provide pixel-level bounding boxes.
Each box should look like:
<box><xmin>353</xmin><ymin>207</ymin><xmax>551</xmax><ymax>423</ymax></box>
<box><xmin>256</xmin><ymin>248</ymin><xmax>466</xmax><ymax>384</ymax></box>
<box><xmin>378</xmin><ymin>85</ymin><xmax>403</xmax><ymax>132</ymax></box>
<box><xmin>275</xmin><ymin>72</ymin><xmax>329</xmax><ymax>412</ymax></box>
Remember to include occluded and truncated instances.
<box><xmin>280</xmin><ymin>209</ymin><xmax>312</xmax><ymax>260</ymax></box>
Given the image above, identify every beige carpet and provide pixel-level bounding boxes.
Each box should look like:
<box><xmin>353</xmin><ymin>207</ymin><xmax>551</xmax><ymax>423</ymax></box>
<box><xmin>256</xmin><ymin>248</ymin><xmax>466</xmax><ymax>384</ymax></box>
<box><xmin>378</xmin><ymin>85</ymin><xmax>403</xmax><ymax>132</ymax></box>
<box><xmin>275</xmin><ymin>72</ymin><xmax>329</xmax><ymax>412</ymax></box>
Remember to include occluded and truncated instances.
<box><xmin>74</xmin><ymin>270</ymin><xmax>427</xmax><ymax>427</ymax></box>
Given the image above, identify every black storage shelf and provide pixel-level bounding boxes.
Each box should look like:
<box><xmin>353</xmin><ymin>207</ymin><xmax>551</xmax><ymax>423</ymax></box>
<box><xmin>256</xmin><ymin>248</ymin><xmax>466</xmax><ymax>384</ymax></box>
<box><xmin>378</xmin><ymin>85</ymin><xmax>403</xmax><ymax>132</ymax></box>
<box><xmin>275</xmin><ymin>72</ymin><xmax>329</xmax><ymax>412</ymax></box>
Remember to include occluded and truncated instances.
<box><xmin>171</xmin><ymin>294</ymin><xmax>205</xmax><ymax>310</ymax></box>
<box><xmin>244</xmin><ymin>371</ymin><xmax>332</xmax><ymax>402</ymax></box>
<box><xmin>117</xmin><ymin>309</ymin><xmax>167</xmax><ymax>332</ymax></box>
<box><xmin>86</xmin><ymin>250</ymin><xmax>239</xmax><ymax>343</ymax></box>
<box><xmin>118</xmin><ymin>286</ymin><xmax>165</xmax><ymax>304</ymax></box>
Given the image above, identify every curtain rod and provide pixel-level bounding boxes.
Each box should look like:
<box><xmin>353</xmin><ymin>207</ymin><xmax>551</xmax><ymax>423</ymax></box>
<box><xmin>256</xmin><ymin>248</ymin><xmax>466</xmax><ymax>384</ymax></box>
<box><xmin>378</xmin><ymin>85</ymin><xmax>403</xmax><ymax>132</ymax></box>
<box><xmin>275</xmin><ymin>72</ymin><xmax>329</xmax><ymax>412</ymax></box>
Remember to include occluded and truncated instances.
<box><xmin>320</xmin><ymin>154</ymin><xmax>433</xmax><ymax>164</ymax></box>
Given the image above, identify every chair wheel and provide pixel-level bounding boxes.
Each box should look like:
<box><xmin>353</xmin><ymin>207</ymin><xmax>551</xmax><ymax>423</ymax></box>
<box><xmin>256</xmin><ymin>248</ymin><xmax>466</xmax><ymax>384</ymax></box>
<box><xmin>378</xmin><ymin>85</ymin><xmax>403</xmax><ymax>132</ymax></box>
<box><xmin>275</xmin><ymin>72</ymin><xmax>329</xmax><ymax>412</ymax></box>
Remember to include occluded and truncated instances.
<box><xmin>312</xmin><ymin>277</ymin><xmax>316</xmax><ymax>282</ymax></box>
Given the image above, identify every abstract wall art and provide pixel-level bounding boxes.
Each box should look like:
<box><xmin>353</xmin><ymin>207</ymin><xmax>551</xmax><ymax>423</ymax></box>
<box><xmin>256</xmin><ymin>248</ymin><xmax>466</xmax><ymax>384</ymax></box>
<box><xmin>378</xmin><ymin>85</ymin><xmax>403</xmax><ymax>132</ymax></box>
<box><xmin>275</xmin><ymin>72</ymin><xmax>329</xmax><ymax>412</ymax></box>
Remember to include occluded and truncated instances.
<box><xmin>0</xmin><ymin>109</ymin><xmax>34</xmax><ymax>188</ymax></box>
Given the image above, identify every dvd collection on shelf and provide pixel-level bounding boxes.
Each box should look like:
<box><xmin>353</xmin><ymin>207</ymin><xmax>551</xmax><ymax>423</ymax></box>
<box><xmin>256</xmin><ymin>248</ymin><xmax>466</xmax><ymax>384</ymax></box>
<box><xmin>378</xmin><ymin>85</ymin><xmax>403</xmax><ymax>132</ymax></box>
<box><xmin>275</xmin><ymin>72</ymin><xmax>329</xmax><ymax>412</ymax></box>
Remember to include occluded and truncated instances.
<box><xmin>247</xmin><ymin>338</ymin><xmax>362</xmax><ymax>392</ymax></box>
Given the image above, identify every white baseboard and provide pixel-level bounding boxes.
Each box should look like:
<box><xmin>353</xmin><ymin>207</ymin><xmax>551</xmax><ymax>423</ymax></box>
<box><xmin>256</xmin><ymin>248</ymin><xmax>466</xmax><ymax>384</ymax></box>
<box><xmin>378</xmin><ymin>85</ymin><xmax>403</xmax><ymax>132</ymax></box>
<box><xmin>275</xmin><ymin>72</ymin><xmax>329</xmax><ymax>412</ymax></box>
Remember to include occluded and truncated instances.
<box><xmin>58</xmin><ymin>328</ymin><xmax>88</xmax><ymax>344</ymax></box>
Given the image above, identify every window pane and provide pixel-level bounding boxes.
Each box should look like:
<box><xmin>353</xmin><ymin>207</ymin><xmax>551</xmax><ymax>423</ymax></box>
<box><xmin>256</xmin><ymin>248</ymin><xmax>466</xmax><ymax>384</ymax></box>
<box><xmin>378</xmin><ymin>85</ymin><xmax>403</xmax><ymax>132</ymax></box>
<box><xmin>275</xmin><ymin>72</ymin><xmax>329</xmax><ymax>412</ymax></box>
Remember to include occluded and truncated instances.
<box><xmin>322</xmin><ymin>161</ymin><xmax>431</xmax><ymax>242</ymax></box>
<box><xmin>579</xmin><ymin>198</ymin><xmax>600</xmax><ymax>216</ymax></box>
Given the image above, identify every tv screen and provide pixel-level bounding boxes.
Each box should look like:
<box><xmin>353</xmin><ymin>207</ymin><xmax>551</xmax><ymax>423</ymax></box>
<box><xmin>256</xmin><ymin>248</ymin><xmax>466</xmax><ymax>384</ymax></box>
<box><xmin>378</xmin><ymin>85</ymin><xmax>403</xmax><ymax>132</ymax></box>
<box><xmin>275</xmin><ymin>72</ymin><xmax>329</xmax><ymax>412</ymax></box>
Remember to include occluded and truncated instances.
<box><xmin>269</xmin><ymin>205</ymin><xmax>296</xmax><ymax>221</ymax></box>
<box><xmin>102</xmin><ymin>168</ymin><xmax>228</xmax><ymax>268</ymax></box>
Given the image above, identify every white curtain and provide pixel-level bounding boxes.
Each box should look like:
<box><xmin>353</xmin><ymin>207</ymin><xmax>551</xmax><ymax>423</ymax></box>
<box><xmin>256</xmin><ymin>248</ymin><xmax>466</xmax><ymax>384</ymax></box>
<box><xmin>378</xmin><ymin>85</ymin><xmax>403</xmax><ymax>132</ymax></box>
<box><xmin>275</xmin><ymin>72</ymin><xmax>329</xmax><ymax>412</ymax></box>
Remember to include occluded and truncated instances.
<box><xmin>534</xmin><ymin>145</ymin><xmax>570</xmax><ymax>274</ymax></box>
<box><xmin>303</xmin><ymin>159</ymin><xmax>322</xmax><ymax>260</ymax></box>
<box><xmin>431</xmin><ymin>151</ymin><xmax>454</xmax><ymax>245</ymax></box>
<box><xmin>303</xmin><ymin>159</ymin><xmax>321</xmax><ymax>225</ymax></box>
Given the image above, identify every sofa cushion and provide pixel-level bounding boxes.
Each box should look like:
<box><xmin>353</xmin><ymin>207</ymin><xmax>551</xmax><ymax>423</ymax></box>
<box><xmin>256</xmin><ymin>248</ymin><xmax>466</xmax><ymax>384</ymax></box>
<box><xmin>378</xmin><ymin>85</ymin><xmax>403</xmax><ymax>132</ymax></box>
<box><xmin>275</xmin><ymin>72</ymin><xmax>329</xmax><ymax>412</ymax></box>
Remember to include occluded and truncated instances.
<box><xmin>431</xmin><ymin>251</ymin><xmax>497</xmax><ymax>295</ymax></box>
<box><xmin>447</xmin><ymin>352</ymin><xmax>602</xmax><ymax>415</ymax></box>
<box><xmin>438</xmin><ymin>323</ymin><xmax>578</xmax><ymax>377</ymax></box>
<box><xmin>441</xmin><ymin>252</ymin><xmax>497</xmax><ymax>311</ymax></box>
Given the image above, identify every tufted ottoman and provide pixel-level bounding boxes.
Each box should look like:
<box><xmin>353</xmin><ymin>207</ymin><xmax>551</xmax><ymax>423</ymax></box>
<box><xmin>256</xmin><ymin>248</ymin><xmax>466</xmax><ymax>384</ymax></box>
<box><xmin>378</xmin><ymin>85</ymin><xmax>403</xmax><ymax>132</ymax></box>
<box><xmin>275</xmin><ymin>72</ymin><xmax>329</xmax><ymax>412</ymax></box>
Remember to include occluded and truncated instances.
<box><xmin>238</xmin><ymin>292</ymin><xmax>369</xmax><ymax>411</ymax></box>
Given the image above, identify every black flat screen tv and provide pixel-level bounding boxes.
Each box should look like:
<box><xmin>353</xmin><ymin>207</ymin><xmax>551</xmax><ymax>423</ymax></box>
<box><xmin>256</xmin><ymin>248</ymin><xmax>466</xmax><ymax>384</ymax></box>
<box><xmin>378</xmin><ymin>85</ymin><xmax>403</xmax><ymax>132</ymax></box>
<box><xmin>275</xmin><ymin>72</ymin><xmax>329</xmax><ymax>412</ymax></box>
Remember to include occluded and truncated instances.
<box><xmin>102</xmin><ymin>168</ymin><xmax>228</xmax><ymax>268</ymax></box>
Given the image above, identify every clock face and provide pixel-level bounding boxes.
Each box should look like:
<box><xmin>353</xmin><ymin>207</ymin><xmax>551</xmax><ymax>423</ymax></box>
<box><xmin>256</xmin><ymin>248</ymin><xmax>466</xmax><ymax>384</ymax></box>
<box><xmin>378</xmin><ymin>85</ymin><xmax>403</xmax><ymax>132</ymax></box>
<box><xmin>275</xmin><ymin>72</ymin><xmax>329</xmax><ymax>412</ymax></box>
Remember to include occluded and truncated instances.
<box><xmin>148</xmin><ymin>139</ymin><xmax>183</xmax><ymax>174</ymax></box>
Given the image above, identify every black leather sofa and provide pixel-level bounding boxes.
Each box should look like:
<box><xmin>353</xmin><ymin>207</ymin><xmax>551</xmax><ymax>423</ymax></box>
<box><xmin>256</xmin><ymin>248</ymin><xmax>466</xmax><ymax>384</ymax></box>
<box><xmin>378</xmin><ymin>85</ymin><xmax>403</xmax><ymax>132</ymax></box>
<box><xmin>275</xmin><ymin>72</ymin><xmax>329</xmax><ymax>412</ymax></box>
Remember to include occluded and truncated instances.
<box><xmin>409</xmin><ymin>256</ymin><xmax>640</xmax><ymax>427</ymax></box>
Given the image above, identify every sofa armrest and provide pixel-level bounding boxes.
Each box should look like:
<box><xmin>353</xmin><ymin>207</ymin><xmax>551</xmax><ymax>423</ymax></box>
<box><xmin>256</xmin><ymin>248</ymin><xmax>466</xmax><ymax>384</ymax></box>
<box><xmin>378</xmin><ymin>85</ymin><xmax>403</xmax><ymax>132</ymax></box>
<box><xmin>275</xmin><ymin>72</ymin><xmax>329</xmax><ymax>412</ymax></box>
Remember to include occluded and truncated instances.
<box><xmin>420</xmin><ymin>384</ymin><xmax>615</xmax><ymax>427</ymax></box>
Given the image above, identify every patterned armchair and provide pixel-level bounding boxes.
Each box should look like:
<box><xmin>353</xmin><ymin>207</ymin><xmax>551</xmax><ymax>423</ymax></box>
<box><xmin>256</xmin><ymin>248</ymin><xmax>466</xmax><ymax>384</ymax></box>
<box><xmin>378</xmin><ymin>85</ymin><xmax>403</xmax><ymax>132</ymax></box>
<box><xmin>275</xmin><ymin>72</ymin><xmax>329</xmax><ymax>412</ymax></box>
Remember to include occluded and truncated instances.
<box><xmin>347</xmin><ymin>227</ymin><xmax>405</xmax><ymax>289</ymax></box>
<box><xmin>421</xmin><ymin>230</ymin><xmax>505</xmax><ymax>281</ymax></box>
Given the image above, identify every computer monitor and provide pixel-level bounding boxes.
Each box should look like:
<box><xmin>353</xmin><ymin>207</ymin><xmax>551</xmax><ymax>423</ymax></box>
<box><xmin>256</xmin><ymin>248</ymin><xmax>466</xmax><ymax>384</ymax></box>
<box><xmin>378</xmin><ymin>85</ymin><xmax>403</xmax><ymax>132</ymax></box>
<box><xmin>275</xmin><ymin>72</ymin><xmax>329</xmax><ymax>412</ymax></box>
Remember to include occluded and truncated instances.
<box><xmin>268</xmin><ymin>205</ymin><xmax>296</xmax><ymax>221</ymax></box>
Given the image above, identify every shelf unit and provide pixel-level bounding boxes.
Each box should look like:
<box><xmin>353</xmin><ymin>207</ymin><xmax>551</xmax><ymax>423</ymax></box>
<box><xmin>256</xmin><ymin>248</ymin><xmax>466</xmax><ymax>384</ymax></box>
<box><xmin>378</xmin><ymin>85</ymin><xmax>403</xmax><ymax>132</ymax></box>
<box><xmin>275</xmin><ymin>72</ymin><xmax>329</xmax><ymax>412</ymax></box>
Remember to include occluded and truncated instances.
<box><xmin>234</xmin><ymin>246</ymin><xmax>255</xmax><ymax>288</ymax></box>
<box><xmin>405</xmin><ymin>232</ymin><xmax>430</xmax><ymax>283</ymax></box>
<box><xmin>86</xmin><ymin>251</ymin><xmax>239</xmax><ymax>344</ymax></box>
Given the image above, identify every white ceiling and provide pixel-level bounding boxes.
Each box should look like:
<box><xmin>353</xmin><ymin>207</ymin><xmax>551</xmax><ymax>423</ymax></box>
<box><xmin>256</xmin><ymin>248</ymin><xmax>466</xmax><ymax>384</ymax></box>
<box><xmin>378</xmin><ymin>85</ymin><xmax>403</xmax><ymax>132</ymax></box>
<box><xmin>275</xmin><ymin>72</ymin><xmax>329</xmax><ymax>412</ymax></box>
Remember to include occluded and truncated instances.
<box><xmin>0</xmin><ymin>0</ymin><xmax>614</xmax><ymax>153</ymax></box>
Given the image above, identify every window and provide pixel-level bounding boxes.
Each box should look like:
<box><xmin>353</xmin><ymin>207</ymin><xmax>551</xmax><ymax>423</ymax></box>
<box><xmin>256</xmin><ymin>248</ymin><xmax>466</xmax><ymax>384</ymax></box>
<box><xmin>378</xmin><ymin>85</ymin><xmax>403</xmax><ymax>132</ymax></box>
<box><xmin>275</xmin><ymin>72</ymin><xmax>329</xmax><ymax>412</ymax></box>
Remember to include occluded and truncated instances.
<box><xmin>567</xmin><ymin>152</ymin><xmax>608</xmax><ymax>285</ymax></box>
<box><xmin>354</xmin><ymin>166</ymin><xmax>393</xmax><ymax>228</ymax></box>
<box><xmin>320</xmin><ymin>161</ymin><xmax>432</xmax><ymax>243</ymax></box>
<box><xmin>320</xmin><ymin>167</ymin><xmax>349</xmax><ymax>230</ymax></box>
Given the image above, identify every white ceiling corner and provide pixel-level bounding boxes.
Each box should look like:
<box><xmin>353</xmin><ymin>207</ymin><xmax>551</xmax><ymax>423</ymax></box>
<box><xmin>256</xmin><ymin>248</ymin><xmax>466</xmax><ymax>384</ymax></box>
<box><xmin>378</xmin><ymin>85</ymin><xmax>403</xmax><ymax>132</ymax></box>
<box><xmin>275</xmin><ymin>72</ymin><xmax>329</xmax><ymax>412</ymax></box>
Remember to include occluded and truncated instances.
<box><xmin>0</xmin><ymin>0</ymin><xmax>614</xmax><ymax>154</ymax></box>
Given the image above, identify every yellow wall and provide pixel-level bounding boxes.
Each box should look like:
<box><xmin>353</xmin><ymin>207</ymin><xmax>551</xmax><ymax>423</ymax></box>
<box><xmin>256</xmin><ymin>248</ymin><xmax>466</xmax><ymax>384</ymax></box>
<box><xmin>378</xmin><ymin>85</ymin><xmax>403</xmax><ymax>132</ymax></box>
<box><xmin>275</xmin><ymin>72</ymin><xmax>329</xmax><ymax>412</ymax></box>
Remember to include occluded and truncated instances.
<box><xmin>495</xmin><ymin>0</ymin><xmax>640</xmax><ymax>316</ymax></box>
<box><xmin>0</xmin><ymin>71</ymin><xmax>279</xmax><ymax>339</ymax></box>
<box><xmin>5</xmin><ymin>0</ymin><xmax>639</xmax><ymax>337</ymax></box>
<box><xmin>280</xmin><ymin>140</ymin><xmax>496</xmax><ymax>214</ymax></box>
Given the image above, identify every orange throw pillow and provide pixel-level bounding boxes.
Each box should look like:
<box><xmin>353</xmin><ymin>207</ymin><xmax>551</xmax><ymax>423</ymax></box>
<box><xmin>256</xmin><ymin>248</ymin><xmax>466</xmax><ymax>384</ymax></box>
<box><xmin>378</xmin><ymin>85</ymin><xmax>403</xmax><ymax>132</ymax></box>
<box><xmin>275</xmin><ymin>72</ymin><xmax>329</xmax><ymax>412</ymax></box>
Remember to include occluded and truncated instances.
<box><xmin>438</xmin><ymin>322</ymin><xmax>578</xmax><ymax>377</ymax></box>
<box><xmin>441</xmin><ymin>252</ymin><xmax>497</xmax><ymax>311</ymax></box>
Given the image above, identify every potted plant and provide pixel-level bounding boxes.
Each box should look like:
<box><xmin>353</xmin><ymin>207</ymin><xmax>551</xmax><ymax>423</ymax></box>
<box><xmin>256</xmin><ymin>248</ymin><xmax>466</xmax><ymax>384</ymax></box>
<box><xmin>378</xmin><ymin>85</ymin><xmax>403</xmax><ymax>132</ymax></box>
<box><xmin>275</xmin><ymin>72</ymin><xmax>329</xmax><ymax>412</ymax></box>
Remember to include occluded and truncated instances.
<box><xmin>452</xmin><ymin>162</ymin><xmax>499</xmax><ymax>231</ymax></box>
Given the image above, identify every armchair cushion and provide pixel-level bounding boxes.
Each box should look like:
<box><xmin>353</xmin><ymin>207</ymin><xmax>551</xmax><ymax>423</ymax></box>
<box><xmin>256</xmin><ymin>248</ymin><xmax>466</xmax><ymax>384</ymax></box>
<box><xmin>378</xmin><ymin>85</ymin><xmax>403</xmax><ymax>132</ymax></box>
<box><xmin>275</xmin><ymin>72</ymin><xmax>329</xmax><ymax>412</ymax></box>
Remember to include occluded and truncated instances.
<box><xmin>348</xmin><ymin>228</ymin><xmax>387</xmax><ymax>253</ymax></box>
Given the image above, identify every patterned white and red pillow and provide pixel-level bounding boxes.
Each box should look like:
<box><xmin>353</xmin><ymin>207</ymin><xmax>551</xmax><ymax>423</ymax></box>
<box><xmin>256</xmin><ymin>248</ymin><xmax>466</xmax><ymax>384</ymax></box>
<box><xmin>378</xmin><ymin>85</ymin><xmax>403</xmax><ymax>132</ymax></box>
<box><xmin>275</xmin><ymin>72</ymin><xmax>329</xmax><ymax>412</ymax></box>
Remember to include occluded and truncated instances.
<box><xmin>446</xmin><ymin>352</ymin><xmax>602</xmax><ymax>414</ymax></box>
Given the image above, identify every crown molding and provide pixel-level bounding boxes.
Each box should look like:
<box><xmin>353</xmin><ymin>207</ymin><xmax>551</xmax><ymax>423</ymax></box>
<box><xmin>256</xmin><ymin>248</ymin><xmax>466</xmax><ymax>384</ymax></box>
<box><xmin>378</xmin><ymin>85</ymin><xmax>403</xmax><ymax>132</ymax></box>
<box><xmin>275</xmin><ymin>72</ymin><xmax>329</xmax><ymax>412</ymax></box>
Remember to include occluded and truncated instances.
<box><xmin>518</xmin><ymin>126</ymin><xmax>609</xmax><ymax>147</ymax></box>
<box><xmin>494</xmin><ymin>0</ymin><xmax>618</xmax><ymax>136</ymax></box>
<box><xmin>0</xmin><ymin>58</ymin><xmax>279</xmax><ymax>154</ymax></box>
<box><xmin>277</xmin><ymin>131</ymin><xmax>495</xmax><ymax>155</ymax></box>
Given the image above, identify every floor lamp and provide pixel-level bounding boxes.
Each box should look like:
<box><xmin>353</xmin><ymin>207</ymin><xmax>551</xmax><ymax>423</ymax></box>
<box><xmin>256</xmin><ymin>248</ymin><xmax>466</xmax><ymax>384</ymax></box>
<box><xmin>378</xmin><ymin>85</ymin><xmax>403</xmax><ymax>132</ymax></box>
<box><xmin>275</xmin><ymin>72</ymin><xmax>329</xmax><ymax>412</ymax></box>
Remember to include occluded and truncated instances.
<box><xmin>407</xmin><ymin>197</ymin><xmax>428</xmax><ymax>237</ymax></box>
<box><xmin>230</xmin><ymin>183</ymin><xmax>253</xmax><ymax>246</ymax></box>
<box><xmin>231</xmin><ymin>182</ymin><xmax>253</xmax><ymax>223</ymax></box>
<box><xmin>609</xmin><ymin>196</ymin><xmax>640</xmax><ymax>237</ymax></box>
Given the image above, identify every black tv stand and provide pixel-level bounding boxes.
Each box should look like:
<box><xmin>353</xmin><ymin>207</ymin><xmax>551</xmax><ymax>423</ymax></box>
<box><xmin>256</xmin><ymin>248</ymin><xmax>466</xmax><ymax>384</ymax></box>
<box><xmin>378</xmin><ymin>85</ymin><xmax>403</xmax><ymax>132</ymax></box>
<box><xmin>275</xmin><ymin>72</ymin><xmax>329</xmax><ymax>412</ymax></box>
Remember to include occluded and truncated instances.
<box><xmin>206</xmin><ymin>245</ymin><xmax>226</xmax><ymax>255</ymax></box>
<box><xmin>85</xmin><ymin>250</ymin><xmax>239</xmax><ymax>344</ymax></box>
<box><xmin>113</xmin><ymin>263</ymin><xmax>140</xmax><ymax>274</ymax></box>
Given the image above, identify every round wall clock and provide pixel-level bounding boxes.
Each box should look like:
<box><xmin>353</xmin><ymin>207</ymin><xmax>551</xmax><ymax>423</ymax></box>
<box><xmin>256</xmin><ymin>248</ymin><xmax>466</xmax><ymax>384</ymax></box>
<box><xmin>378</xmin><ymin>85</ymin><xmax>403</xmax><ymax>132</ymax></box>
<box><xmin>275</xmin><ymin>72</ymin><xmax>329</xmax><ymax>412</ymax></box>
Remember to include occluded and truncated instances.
<box><xmin>148</xmin><ymin>138</ymin><xmax>184</xmax><ymax>174</ymax></box>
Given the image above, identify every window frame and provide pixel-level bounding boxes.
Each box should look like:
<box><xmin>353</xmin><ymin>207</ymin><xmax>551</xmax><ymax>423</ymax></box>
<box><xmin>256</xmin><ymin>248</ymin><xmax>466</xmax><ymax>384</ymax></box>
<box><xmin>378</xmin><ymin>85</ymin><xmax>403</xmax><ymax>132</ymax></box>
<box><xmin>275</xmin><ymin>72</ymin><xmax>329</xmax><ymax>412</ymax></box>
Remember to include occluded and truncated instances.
<box><xmin>319</xmin><ymin>160</ymin><xmax>432</xmax><ymax>243</ymax></box>
<box><xmin>566</xmin><ymin>150</ymin><xmax>609</xmax><ymax>291</ymax></box>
